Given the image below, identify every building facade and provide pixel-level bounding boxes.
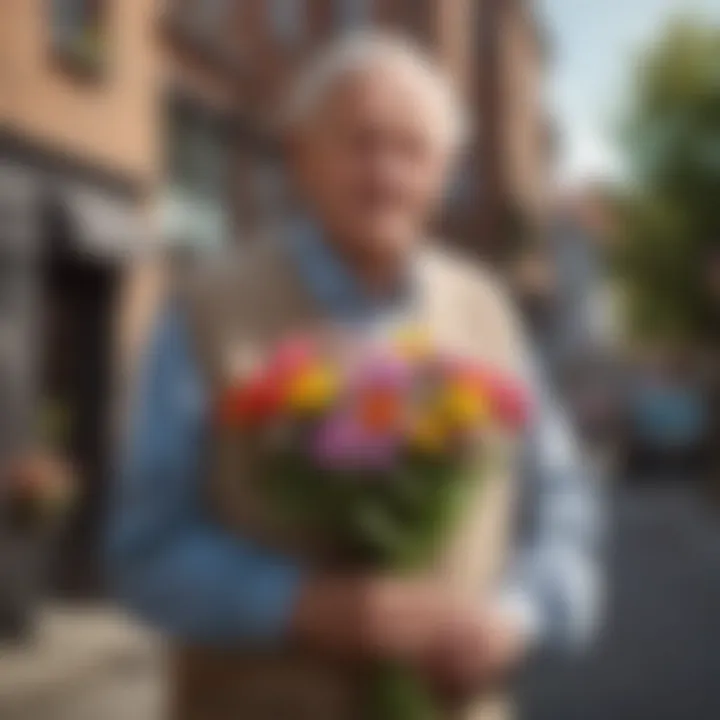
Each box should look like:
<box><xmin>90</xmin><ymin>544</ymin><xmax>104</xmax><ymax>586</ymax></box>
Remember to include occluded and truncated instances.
<box><xmin>0</xmin><ymin>0</ymin><xmax>547</xmax><ymax>596</ymax></box>
<box><xmin>0</xmin><ymin>0</ymin><xmax>160</xmax><ymax>595</ymax></box>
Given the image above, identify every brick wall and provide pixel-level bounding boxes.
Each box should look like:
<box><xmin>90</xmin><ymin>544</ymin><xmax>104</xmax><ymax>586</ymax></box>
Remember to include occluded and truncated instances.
<box><xmin>0</xmin><ymin>0</ymin><xmax>159</xmax><ymax>186</ymax></box>
<box><xmin>502</xmin><ymin>0</ymin><xmax>548</xmax><ymax>233</ymax></box>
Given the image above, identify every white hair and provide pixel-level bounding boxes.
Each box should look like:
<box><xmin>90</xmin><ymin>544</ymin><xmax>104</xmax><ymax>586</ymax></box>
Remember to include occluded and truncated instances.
<box><xmin>282</xmin><ymin>31</ymin><xmax>469</xmax><ymax>152</ymax></box>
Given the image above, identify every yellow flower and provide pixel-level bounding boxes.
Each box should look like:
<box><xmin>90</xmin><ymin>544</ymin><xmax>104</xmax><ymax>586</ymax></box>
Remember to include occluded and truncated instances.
<box><xmin>285</xmin><ymin>364</ymin><xmax>338</xmax><ymax>412</ymax></box>
<box><xmin>409</xmin><ymin>415</ymin><xmax>447</xmax><ymax>453</ymax></box>
<box><xmin>440</xmin><ymin>383</ymin><xmax>490</xmax><ymax>428</ymax></box>
<box><xmin>394</xmin><ymin>325</ymin><xmax>432</xmax><ymax>360</ymax></box>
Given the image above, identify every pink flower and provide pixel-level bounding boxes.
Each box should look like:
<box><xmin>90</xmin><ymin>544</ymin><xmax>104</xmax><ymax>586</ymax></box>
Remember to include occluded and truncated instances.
<box><xmin>313</xmin><ymin>413</ymin><xmax>397</xmax><ymax>471</ymax></box>
<box><xmin>353</xmin><ymin>351</ymin><xmax>411</xmax><ymax>393</ymax></box>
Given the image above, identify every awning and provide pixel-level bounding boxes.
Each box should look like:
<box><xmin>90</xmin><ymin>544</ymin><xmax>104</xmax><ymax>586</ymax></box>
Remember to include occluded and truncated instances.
<box><xmin>0</xmin><ymin>158</ymin><xmax>151</xmax><ymax>263</ymax></box>
<box><xmin>55</xmin><ymin>182</ymin><xmax>150</xmax><ymax>261</ymax></box>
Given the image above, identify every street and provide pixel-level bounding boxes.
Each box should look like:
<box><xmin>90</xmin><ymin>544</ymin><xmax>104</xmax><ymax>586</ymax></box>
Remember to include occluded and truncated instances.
<box><xmin>3</xmin><ymin>485</ymin><xmax>720</xmax><ymax>720</ymax></box>
<box><xmin>520</xmin><ymin>484</ymin><xmax>720</xmax><ymax>720</ymax></box>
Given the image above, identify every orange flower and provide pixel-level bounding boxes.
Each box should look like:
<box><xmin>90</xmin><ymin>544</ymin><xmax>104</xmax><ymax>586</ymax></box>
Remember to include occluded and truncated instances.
<box><xmin>357</xmin><ymin>389</ymin><xmax>403</xmax><ymax>433</ymax></box>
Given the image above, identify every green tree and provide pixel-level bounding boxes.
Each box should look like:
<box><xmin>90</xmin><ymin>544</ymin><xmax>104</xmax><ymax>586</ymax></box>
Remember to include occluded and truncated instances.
<box><xmin>615</xmin><ymin>18</ymin><xmax>720</xmax><ymax>346</ymax></box>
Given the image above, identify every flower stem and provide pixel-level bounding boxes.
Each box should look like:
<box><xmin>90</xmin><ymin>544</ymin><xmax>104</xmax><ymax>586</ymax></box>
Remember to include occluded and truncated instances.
<box><xmin>365</xmin><ymin>661</ymin><xmax>442</xmax><ymax>720</ymax></box>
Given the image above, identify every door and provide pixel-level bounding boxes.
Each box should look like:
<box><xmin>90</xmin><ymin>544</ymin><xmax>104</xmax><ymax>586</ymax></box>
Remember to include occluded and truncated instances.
<box><xmin>41</xmin><ymin>207</ymin><xmax>118</xmax><ymax>597</ymax></box>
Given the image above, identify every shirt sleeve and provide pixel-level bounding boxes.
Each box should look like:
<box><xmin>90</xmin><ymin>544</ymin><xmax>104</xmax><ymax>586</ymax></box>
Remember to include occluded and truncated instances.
<box><xmin>106</xmin><ymin>304</ymin><xmax>304</xmax><ymax>645</ymax></box>
<box><xmin>496</xmin><ymin>357</ymin><xmax>604</xmax><ymax>652</ymax></box>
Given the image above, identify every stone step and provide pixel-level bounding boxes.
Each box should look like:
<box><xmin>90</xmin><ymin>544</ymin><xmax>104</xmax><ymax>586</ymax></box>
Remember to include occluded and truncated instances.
<box><xmin>0</xmin><ymin>605</ymin><xmax>160</xmax><ymax>714</ymax></box>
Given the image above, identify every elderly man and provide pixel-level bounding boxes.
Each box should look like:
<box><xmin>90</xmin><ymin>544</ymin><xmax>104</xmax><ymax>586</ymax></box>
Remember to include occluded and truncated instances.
<box><xmin>110</xmin><ymin>33</ymin><xmax>601</xmax><ymax>720</ymax></box>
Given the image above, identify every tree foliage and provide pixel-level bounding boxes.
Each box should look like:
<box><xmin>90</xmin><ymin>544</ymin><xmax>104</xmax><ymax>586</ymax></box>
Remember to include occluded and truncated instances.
<box><xmin>615</xmin><ymin>18</ymin><xmax>720</xmax><ymax>345</ymax></box>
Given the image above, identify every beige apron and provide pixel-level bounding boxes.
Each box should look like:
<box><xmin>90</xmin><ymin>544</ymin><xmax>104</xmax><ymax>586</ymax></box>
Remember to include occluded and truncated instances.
<box><xmin>171</xmin><ymin>241</ymin><xmax>525</xmax><ymax>720</ymax></box>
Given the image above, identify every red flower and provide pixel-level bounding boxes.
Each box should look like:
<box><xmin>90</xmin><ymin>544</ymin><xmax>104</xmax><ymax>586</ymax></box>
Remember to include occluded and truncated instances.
<box><xmin>463</xmin><ymin>364</ymin><xmax>533</xmax><ymax>431</ymax></box>
<box><xmin>217</xmin><ymin>373</ymin><xmax>284</xmax><ymax>427</ymax></box>
<box><xmin>488</xmin><ymin>378</ymin><xmax>532</xmax><ymax>430</ymax></box>
<box><xmin>216</xmin><ymin>385</ymin><xmax>247</xmax><ymax>426</ymax></box>
<box><xmin>217</xmin><ymin>336</ymin><xmax>319</xmax><ymax>428</ymax></box>
<box><xmin>248</xmin><ymin>375</ymin><xmax>285</xmax><ymax>421</ymax></box>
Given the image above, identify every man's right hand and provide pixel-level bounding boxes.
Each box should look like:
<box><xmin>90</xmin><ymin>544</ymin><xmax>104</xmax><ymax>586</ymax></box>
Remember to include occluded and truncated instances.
<box><xmin>290</xmin><ymin>576</ymin><xmax>468</xmax><ymax>664</ymax></box>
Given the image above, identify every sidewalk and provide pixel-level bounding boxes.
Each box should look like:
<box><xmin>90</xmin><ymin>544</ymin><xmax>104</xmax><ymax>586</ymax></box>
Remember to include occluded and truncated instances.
<box><xmin>0</xmin><ymin>605</ymin><xmax>162</xmax><ymax>718</ymax></box>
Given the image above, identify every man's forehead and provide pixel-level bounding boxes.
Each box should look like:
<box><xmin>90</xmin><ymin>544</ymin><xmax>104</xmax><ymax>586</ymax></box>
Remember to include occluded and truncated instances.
<box><xmin>283</xmin><ymin>33</ymin><xmax>465</xmax><ymax>151</ymax></box>
<box><xmin>315</xmin><ymin>66</ymin><xmax>449</xmax><ymax>134</ymax></box>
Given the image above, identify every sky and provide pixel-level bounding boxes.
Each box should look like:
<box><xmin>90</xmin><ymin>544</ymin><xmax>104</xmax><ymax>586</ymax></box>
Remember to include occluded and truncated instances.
<box><xmin>541</xmin><ymin>0</ymin><xmax>720</xmax><ymax>187</ymax></box>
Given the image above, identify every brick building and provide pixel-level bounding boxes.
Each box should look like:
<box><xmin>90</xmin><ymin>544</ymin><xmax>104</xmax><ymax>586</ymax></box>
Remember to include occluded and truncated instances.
<box><xmin>0</xmin><ymin>0</ymin><xmax>547</xmax><ymax>596</ymax></box>
<box><xmin>157</xmin><ymin>0</ymin><xmax>549</xmax><ymax>251</ymax></box>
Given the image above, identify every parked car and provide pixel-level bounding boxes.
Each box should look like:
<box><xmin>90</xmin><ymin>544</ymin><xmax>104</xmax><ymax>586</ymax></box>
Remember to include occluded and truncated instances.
<box><xmin>620</xmin><ymin>351</ymin><xmax>712</xmax><ymax>484</ymax></box>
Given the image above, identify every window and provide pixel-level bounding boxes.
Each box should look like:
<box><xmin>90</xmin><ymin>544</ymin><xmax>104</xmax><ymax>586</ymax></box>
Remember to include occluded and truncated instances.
<box><xmin>271</xmin><ymin>0</ymin><xmax>304</xmax><ymax>45</ymax></box>
<box><xmin>51</xmin><ymin>0</ymin><xmax>107</xmax><ymax>75</ymax></box>
<box><xmin>161</xmin><ymin>102</ymin><xmax>235</xmax><ymax>251</ymax></box>
<box><xmin>336</xmin><ymin>0</ymin><xmax>370</xmax><ymax>28</ymax></box>
<box><xmin>164</xmin><ymin>0</ymin><xmax>240</xmax><ymax>63</ymax></box>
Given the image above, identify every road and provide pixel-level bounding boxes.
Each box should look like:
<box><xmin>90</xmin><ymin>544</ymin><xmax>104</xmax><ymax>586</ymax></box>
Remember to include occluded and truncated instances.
<box><xmin>520</xmin><ymin>485</ymin><xmax>720</xmax><ymax>720</ymax></box>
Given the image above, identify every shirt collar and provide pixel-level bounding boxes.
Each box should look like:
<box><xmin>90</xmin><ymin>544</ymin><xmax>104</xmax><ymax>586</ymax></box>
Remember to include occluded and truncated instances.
<box><xmin>286</xmin><ymin>220</ymin><xmax>415</xmax><ymax>324</ymax></box>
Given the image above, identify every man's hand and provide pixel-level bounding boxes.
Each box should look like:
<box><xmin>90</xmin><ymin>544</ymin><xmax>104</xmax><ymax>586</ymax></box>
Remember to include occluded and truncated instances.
<box><xmin>291</xmin><ymin>577</ymin><xmax>530</xmax><ymax>696</ymax></box>
<box><xmin>423</xmin><ymin>603</ymin><xmax>531</xmax><ymax>698</ymax></box>
<box><xmin>290</xmin><ymin>577</ymin><xmax>463</xmax><ymax>663</ymax></box>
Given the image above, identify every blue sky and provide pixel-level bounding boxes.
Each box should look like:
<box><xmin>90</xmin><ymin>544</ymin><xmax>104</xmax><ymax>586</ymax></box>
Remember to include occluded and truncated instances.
<box><xmin>541</xmin><ymin>0</ymin><xmax>720</xmax><ymax>186</ymax></box>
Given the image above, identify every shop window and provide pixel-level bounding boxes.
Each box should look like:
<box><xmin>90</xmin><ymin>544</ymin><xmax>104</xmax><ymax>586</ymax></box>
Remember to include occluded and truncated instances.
<box><xmin>162</xmin><ymin>0</ymin><xmax>242</xmax><ymax>66</ymax></box>
<box><xmin>50</xmin><ymin>0</ymin><xmax>108</xmax><ymax>77</ymax></box>
<box><xmin>161</xmin><ymin>101</ymin><xmax>235</xmax><ymax>252</ymax></box>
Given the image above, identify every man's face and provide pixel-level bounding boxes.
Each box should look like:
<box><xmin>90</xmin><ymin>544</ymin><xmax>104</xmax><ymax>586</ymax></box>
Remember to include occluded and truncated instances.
<box><xmin>291</xmin><ymin>69</ymin><xmax>453</xmax><ymax>259</ymax></box>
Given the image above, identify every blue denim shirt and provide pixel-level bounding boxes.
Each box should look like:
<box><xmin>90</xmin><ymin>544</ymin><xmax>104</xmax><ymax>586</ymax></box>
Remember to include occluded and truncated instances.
<box><xmin>109</xmin><ymin>231</ymin><xmax>602</xmax><ymax>650</ymax></box>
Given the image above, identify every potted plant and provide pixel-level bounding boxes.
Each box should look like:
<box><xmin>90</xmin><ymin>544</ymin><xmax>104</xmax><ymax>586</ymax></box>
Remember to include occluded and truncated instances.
<box><xmin>0</xmin><ymin>452</ymin><xmax>75</xmax><ymax>643</ymax></box>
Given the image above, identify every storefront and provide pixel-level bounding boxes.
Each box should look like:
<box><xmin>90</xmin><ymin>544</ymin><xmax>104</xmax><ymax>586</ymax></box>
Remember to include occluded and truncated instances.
<box><xmin>0</xmin><ymin>141</ymin><xmax>147</xmax><ymax>600</ymax></box>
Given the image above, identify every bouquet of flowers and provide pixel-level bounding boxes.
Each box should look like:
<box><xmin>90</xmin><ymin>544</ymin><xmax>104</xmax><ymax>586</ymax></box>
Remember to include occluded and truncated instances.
<box><xmin>217</xmin><ymin>327</ymin><xmax>530</xmax><ymax>719</ymax></box>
